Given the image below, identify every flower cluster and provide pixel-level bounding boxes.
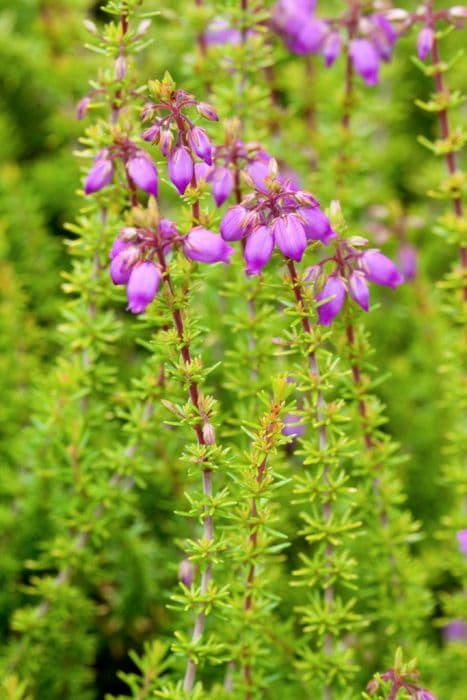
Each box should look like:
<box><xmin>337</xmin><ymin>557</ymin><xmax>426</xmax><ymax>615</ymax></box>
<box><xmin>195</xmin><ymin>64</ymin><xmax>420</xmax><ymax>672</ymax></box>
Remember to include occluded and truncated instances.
<box><xmin>306</xmin><ymin>236</ymin><xmax>403</xmax><ymax>325</ymax></box>
<box><xmin>272</xmin><ymin>1</ymin><xmax>398</xmax><ymax>86</ymax></box>
<box><xmin>141</xmin><ymin>76</ymin><xmax>218</xmax><ymax>195</ymax></box>
<box><xmin>219</xmin><ymin>158</ymin><xmax>333</xmax><ymax>274</ymax></box>
<box><xmin>84</xmin><ymin>137</ymin><xmax>158</xmax><ymax>196</ymax></box>
<box><xmin>109</xmin><ymin>218</ymin><xmax>233</xmax><ymax>313</ymax></box>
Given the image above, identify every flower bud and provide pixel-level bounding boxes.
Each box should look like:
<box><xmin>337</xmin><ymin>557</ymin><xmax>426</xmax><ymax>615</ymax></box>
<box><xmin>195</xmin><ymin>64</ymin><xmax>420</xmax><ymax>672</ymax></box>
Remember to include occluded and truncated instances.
<box><xmin>316</xmin><ymin>275</ymin><xmax>346</xmax><ymax>325</ymax></box>
<box><xmin>136</xmin><ymin>19</ymin><xmax>152</xmax><ymax>35</ymax></box>
<box><xmin>84</xmin><ymin>153</ymin><xmax>114</xmax><ymax>194</ymax></box>
<box><xmin>109</xmin><ymin>236</ymin><xmax>131</xmax><ymax>259</ymax></box>
<box><xmin>83</xmin><ymin>19</ymin><xmax>98</xmax><ymax>35</ymax></box>
<box><xmin>282</xmin><ymin>413</ymin><xmax>305</xmax><ymax>439</ymax></box>
<box><xmin>188</xmin><ymin>126</ymin><xmax>213</xmax><ymax>165</ymax></box>
<box><xmin>126</xmin><ymin>261</ymin><xmax>161</xmax><ymax>314</ymax></box>
<box><xmin>110</xmin><ymin>249</ymin><xmax>134</xmax><ymax>285</ymax></box>
<box><xmin>202</xmin><ymin>423</ymin><xmax>216</xmax><ymax>445</ymax></box>
<box><xmin>197</xmin><ymin>102</ymin><xmax>219</xmax><ymax>121</ymax></box>
<box><xmin>273</xmin><ymin>215</ymin><xmax>307</xmax><ymax>262</ymax></box>
<box><xmin>160</xmin><ymin>129</ymin><xmax>174</xmax><ymax>156</ymax></box>
<box><xmin>115</xmin><ymin>55</ymin><xmax>127</xmax><ymax>80</ymax></box>
<box><xmin>127</xmin><ymin>155</ymin><xmax>158</xmax><ymax>196</ymax></box>
<box><xmin>142</xmin><ymin>124</ymin><xmax>161</xmax><ymax>143</ymax></box>
<box><xmin>398</xmin><ymin>243</ymin><xmax>417</xmax><ymax>281</ymax></box>
<box><xmin>348</xmin><ymin>271</ymin><xmax>370</xmax><ymax>311</ymax></box>
<box><xmin>323</xmin><ymin>32</ymin><xmax>341</xmax><ymax>67</ymax></box>
<box><xmin>183</xmin><ymin>227</ymin><xmax>234</xmax><ymax>265</ymax></box>
<box><xmin>244</xmin><ymin>225</ymin><xmax>275</xmax><ymax>275</ymax></box>
<box><xmin>168</xmin><ymin>147</ymin><xmax>194</xmax><ymax>195</ymax></box>
<box><xmin>349</xmin><ymin>38</ymin><xmax>380</xmax><ymax>86</ymax></box>
<box><xmin>299</xmin><ymin>206</ymin><xmax>335</xmax><ymax>244</ymax></box>
<box><xmin>178</xmin><ymin>559</ymin><xmax>194</xmax><ymax>587</ymax></box>
<box><xmin>360</xmin><ymin>249</ymin><xmax>403</xmax><ymax>289</ymax></box>
<box><xmin>417</xmin><ymin>27</ymin><xmax>434</xmax><ymax>61</ymax></box>
<box><xmin>220</xmin><ymin>205</ymin><xmax>249</xmax><ymax>241</ymax></box>
<box><xmin>211</xmin><ymin>167</ymin><xmax>234</xmax><ymax>207</ymax></box>
<box><xmin>76</xmin><ymin>96</ymin><xmax>91</xmax><ymax>120</ymax></box>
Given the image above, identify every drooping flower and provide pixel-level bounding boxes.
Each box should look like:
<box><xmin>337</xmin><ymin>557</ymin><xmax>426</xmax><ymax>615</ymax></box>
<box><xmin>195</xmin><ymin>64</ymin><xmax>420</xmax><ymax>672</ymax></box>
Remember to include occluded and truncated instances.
<box><xmin>220</xmin><ymin>205</ymin><xmax>249</xmax><ymax>241</ymax></box>
<box><xmin>299</xmin><ymin>206</ymin><xmax>335</xmax><ymax>244</ymax></box>
<box><xmin>168</xmin><ymin>146</ymin><xmax>194</xmax><ymax>194</ymax></box>
<box><xmin>273</xmin><ymin>215</ymin><xmax>307</xmax><ymax>262</ymax></box>
<box><xmin>183</xmin><ymin>227</ymin><xmax>234</xmax><ymax>264</ymax></box>
<box><xmin>84</xmin><ymin>152</ymin><xmax>114</xmax><ymax>194</ymax></box>
<box><xmin>349</xmin><ymin>39</ymin><xmax>380</xmax><ymax>86</ymax></box>
<box><xmin>204</xmin><ymin>17</ymin><xmax>241</xmax><ymax>46</ymax></box>
<box><xmin>360</xmin><ymin>249</ymin><xmax>404</xmax><ymax>288</ymax></box>
<box><xmin>323</xmin><ymin>32</ymin><xmax>341</xmax><ymax>67</ymax></box>
<box><xmin>126</xmin><ymin>261</ymin><xmax>161</xmax><ymax>314</ymax></box>
<box><xmin>110</xmin><ymin>250</ymin><xmax>134</xmax><ymax>286</ymax></box>
<box><xmin>244</xmin><ymin>225</ymin><xmax>275</xmax><ymax>275</ymax></box>
<box><xmin>127</xmin><ymin>155</ymin><xmax>159</xmax><ymax>196</ymax></box>
<box><xmin>370</xmin><ymin>14</ymin><xmax>397</xmax><ymax>61</ymax></box>
<box><xmin>417</xmin><ymin>26</ymin><xmax>435</xmax><ymax>61</ymax></box>
<box><xmin>188</xmin><ymin>126</ymin><xmax>213</xmax><ymax>165</ymax></box>
<box><xmin>348</xmin><ymin>270</ymin><xmax>369</xmax><ymax>311</ymax></box>
<box><xmin>211</xmin><ymin>166</ymin><xmax>235</xmax><ymax>206</ymax></box>
<box><xmin>316</xmin><ymin>275</ymin><xmax>346</xmax><ymax>326</ymax></box>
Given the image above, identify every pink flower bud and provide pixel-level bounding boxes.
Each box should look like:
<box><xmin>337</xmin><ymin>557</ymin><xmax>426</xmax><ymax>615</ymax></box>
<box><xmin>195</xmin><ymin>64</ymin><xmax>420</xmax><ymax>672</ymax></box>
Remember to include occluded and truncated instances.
<box><xmin>349</xmin><ymin>39</ymin><xmax>380</xmax><ymax>86</ymax></box>
<box><xmin>316</xmin><ymin>275</ymin><xmax>346</xmax><ymax>325</ymax></box>
<box><xmin>84</xmin><ymin>153</ymin><xmax>114</xmax><ymax>194</ymax></box>
<box><xmin>160</xmin><ymin>129</ymin><xmax>174</xmax><ymax>157</ymax></box>
<box><xmin>348</xmin><ymin>271</ymin><xmax>369</xmax><ymax>311</ymax></box>
<box><xmin>115</xmin><ymin>55</ymin><xmax>127</xmax><ymax>80</ymax></box>
<box><xmin>417</xmin><ymin>27</ymin><xmax>435</xmax><ymax>61</ymax></box>
<box><xmin>273</xmin><ymin>215</ymin><xmax>307</xmax><ymax>262</ymax></box>
<box><xmin>110</xmin><ymin>250</ymin><xmax>134</xmax><ymax>285</ymax></box>
<box><xmin>142</xmin><ymin>124</ymin><xmax>161</xmax><ymax>143</ymax></box>
<box><xmin>282</xmin><ymin>413</ymin><xmax>305</xmax><ymax>439</ymax></box>
<box><xmin>126</xmin><ymin>261</ymin><xmax>161</xmax><ymax>314</ymax></box>
<box><xmin>398</xmin><ymin>243</ymin><xmax>417</xmax><ymax>281</ymax></box>
<box><xmin>244</xmin><ymin>225</ymin><xmax>275</xmax><ymax>275</ymax></box>
<box><xmin>127</xmin><ymin>155</ymin><xmax>158</xmax><ymax>196</ymax></box>
<box><xmin>168</xmin><ymin>147</ymin><xmax>194</xmax><ymax>195</ymax></box>
<box><xmin>211</xmin><ymin>167</ymin><xmax>234</xmax><ymax>207</ymax></box>
<box><xmin>220</xmin><ymin>205</ymin><xmax>249</xmax><ymax>241</ymax></box>
<box><xmin>183</xmin><ymin>227</ymin><xmax>234</xmax><ymax>265</ymax></box>
<box><xmin>360</xmin><ymin>249</ymin><xmax>403</xmax><ymax>289</ymax></box>
<box><xmin>299</xmin><ymin>206</ymin><xmax>335</xmax><ymax>244</ymax></box>
<box><xmin>457</xmin><ymin>529</ymin><xmax>467</xmax><ymax>556</ymax></box>
<box><xmin>197</xmin><ymin>102</ymin><xmax>219</xmax><ymax>121</ymax></box>
<box><xmin>178</xmin><ymin>559</ymin><xmax>194</xmax><ymax>587</ymax></box>
<box><xmin>188</xmin><ymin>126</ymin><xmax>213</xmax><ymax>165</ymax></box>
<box><xmin>323</xmin><ymin>32</ymin><xmax>341</xmax><ymax>67</ymax></box>
<box><xmin>76</xmin><ymin>96</ymin><xmax>91</xmax><ymax>120</ymax></box>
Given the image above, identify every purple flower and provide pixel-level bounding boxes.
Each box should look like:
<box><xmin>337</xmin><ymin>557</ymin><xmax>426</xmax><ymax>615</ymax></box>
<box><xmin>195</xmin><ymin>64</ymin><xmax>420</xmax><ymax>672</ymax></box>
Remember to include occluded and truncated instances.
<box><xmin>299</xmin><ymin>207</ymin><xmax>335</xmax><ymax>244</ymax></box>
<box><xmin>160</xmin><ymin>129</ymin><xmax>174</xmax><ymax>156</ymax></box>
<box><xmin>76</xmin><ymin>96</ymin><xmax>91</xmax><ymax>120</ymax></box>
<box><xmin>126</xmin><ymin>261</ymin><xmax>161</xmax><ymax>314</ymax></box>
<box><xmin>371</xmin><ymin>14</ymin><xmax>397</xmax><ymax>61</ymax></box>
<box><xmin>212</xmin><ymin>167</ymin><xmax>234</xmax><ymax>206</ymax></box>
<box><xmin>398</xmin><ymin>243</ymin><xmax>418</xmax><ymax>281</ymax></box>
<box><xmin>349</xmin><ymin>39</ymin><xmax>380</xmax><ymax>86</ymax></box>
<box><xmin>323</xmin><ymin>32</ymin><xmax>341</xmax><ymax>67</ymax></box>
<box><xmin>183</xmin><ymin>227</ymin><xmax>234</xmax><ymax>264</ymax></box>
<box><xmin>84</xmin><ymin>153</ymin><xmax>114</xmax><ymax>194</ymax></box>
<box><xmin>286</xmin><ymin>17</ymin><xmax>328</xmax><ymax>55</ymax></box>
<box><xmin>142</xmin><ymin>124</ymin><xmax>161</xmax><ymax>143</ymax></box>
<box><xmin>360</xmin><ymin>249</ymin><xmax>403</xmax><ymax>288</ymax></box>
<box><xmin>244</xmin><ymin>225</ymin><xmax>275</xmax><ymax>275</ymax></box>
<box><xmin>272</xmin><ymin>1</ymin><xmax>326</xmax><ymax>55</ymax></box>
<box><xmin>417</xmin><ymin>27</ymin><xmax>435</xmax><ymax>61</ymax></box>
<box><xmin>457</xmin><ymin>529</ymin><xmax>467</xmax><ymax>556</ymax></box>
<box><xmin>273</xmin><ymin>215</ymin><xmax>307</xmax><ymax>262</ymax></box>
<box><xmin>247</xmin><ymin>160</ymin><xmax>270</xmax><ymax>193</ymax></box>
<box><xmin>197</xmin><ymin>102</ymin><xmax>219</xmax><ymax>122</ymax></box>
<box><xmin>168</xmin><ymin>147</ymin><xmax>194</xmax><ymax>195</ymax></box>
<box><xmin>282</xmin><ymin>412</ymin><xmax>305</xmax><ymax>439</ymax></box>
<box><xmin>188</xmin><ymin>126</ymin><xmax>213</xmax><ymax>165</ymax></box>
<box><xmin>220</xmin><ymin>205</ymin><xmax>249</xmax><ymax>241</ymax></box>
<box><xmin>316</xmin><ymin>275</ymin><xmax>346</xmax><ymax>326</ymax></box>
<box><xmin>127</xmin><ymin>155</ymin><xmax>158</xmax><ymax>196</ymax></box>
<box><xmin>205</xmin><ymin>17</ymin><xmax>241</xmax><ymax>46</ymax></box>
<box><xmin>178</xmin><ymin>558</ymin><xmax>195</xmax><ymax>587</ymax></box>
<box><xmin>109</xmin><ymin>236</ymin><xmax>132</xmax><ymax>260</ymax></box>
<box><xmin>442</xmin><ymin>619</ymin><xmax>467</xmax><ymax>643</ymax></box>
<box><xmin>194</xmin><ymin>162</ymin><xmax>213</xmax><ymax>182</ymax></box>
<box><xmin>349</xmin><ymin>271</ymin><xmax>369</xmax><ymax>311</ymax></box>
<box><xmin>110</xmin><ymin>250</ymin><xmax>134</xmax><ymax>285</ymax></box>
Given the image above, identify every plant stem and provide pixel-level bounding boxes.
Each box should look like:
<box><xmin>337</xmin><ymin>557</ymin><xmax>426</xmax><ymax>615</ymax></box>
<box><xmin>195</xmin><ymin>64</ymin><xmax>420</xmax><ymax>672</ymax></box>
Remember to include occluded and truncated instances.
<box><xmin>287</xmin><ymin>260</ymin><xmax>333</xmax><ymax>700</ymax></box>
<box><xmin>156</xmin><ymin>247</ymin><xmax>215</xmax><ymax>693</ymax></box>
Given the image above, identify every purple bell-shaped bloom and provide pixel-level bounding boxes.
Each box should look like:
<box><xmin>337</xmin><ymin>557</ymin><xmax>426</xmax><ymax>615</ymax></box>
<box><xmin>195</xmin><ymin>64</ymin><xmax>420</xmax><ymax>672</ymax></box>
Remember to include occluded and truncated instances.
<box><xmin>349</xmin><ymin>39</ymin><xmax>380</xmax><ymax>86</ymax></box>
<box><xmin>84</xmin><ymin>152</ymin><xmax>114</xmax><ymax>194</ymax></box>
<box><xmin>160</xmin><ymin>129</ymin><xmax>174</xmax><ymax>156</ymax></box>
<box><xmin>212</xmin><ymin>167</ymin><xmax>234</xmax><ymax>206</ymax></box>
<box><xmin>371</xmin><ymin>14</ymin><xmax>397</xmax><ymax>61</ymax></box>
<box><xmin>348</xmin><ymin>271</ymin><xmax>369</xmax><ymax>311</ymax></box>
<box><xmin>168</xmin><ymin>146</ymin><xmax>194</xmax><ymax>194</ymax></box>
<box><xmin>273</xmin><ymin>214</ymin><xmax>307</xmax><ymax>262</ymax></box>
<box><xmin>287</xmin><ymin>17</ymin><xmax>328</xmax><ymax>55</ymax></box>
<box><xmin>127</xmin><ymin>155</ymin><xmax>158</xmax><ymax>196</ymax></box>
<box><xmin>194</xmin><ymin>162</ymin><xmax>213</xmax><ymax>182</ymax></box>
<box><xmin>247</xmin><ymin>160</ymin><xmax>270</xmax><ymax>193</ymax></box>
<box><xmin>183</xmin><ymin>227</ymin><xmax>234</xmax><ymax>264</ymax></box>
<box><xmin>188</xmin><ymin>126</ymin><xmax>213</xmax><ymax>165</ymax></box>
<box><xmin>316</xmin><ymin>275</ymin><xmax>346</xmax><ymax>325</ymax></box>
<box><xmin>361</xmin><ymin>249</ymin><xmax>403</xmax><ymax>289</ymax></box>
<box><xmin>109</xmin><ymin>236</ymin><xmax>131</xmax><ymax>260</ymax></box>
<box><xmin>398</xmin><ymin>243</ymin><xmax>418</xmax><ymax>281</ymax></box>
<box><xmin>457</xmin><ymin>529</ymin><xmax>467</xmax><ymax>556</ymax></box>
<box><xmin>126</xmin><ymin>261</ymin><xmax>161</xmax><ymax>314</ymax></box>
<box><xmin>110</xmin><ymin>250</ymin><xmax>134</xmax><ymax>285</ymax></box>
<box><xmin>323</xmin><ymin>32</ymin><xmax>341</xmax><ymax>67</ymax></box>
<box><xmin>142</xmin><ymin>124</ymin><xmax>161</xmax><ymax>143</ymax></box>
<box><xmin>282</xmin><ymin>412</ymin><xmax>306</xmax><ymax>439</ymax></box>
<box><xmin>220</xmin><ymin>205</ymin><xmax>249</xmax><ymax>241</ymax></box>
<box><xmin>417</xmin><ymin>26</ymin><xmax>435</xmax><ymax>61</ymax></box>
<box><xmin>299</xmin><ymin>206</ymin><xmax>335</xmax><ymax>244</ymax></box>
<box><xmin>244</xmin><ymin>225</ymin><xmax>275</xmax><ymax>275</ymax></box>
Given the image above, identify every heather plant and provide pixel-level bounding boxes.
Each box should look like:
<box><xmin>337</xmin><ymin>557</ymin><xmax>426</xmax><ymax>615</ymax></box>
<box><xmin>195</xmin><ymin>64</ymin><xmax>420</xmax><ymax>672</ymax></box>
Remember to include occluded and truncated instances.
<box><xmin>0</xmin><ymin>1</ymin><xmax>466</xmax><ymax>699</ymax></box>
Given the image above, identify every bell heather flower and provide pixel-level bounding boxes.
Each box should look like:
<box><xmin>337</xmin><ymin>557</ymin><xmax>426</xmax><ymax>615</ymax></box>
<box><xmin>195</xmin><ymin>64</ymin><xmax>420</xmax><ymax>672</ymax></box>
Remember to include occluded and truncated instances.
<box><xmin>316</xmin><ymin>275</ymin><xmax>346</xmax><ymax>326</ymax></box>
<box><xmin>272</xmin><ymin>1</ymin><xmax>327</xmax><ymax>55</ymax></box>
<box><xmin>188</xmin><ymin>126</ymin><xmax>213</xmax><ymax>165</ymax></box>
<box><xmin>282</xmin><ymin>413</ymin><xmax>306</xmax><ymax>439</ymax></box>
<box><xmin>168</xmin><ymin>147</ymin><xmax>194</xmax><ymax>194</ymax></box>
<box><xmin>323</xmin><ymin>32</ymin><xmax>341</xmax><ymax>67</ymax></box>
<box><xmin>212</xmin><ymin>167</ymin><xmax>234</xmax><ymax>206</ymax></box>
<box><xmin>457</xmin><ymin>529</ymin><xmax>467</xmax><ymax>555</ymax></box>
<box><xmin>349</xmin><ymin>39</ymin><xmax>380</xmax><ymax>86</ymax></box>
<box><xmin>244</xmin><ymin>225</ymin><xmax>275</xmax><ymax>275</ymax></box>
<box><xmin>220</xmin><ymin>157</ymin><xmax>321</xmax><ymax>273</ymax></box>
<box><xmin>127</xmin><ymin>261</ymin><xmax>161</xmax><ymax>314</ymax></box>
<box><xmin>348</xmin><ymin>271</ymin><xmax>369</xmax><ymax>311</ymax></box>
<box><xmin>183</xmin><ymin>227</ymin><xmax>234</xmax><ymax>264</ymax></box>
<box><xmin>398</xmin><ymin>243</ymin><xmax>418</xmax><ymax>281</ymax></box>
<box><xmin>360</xmin><ymin>249</ymin><xmax>404</xmax><ymax>288</ymax></box>
<box><xmin>299</xmin><ymin>206</ymin><xmax>335</xmax><ymax>244</ymax></box>
<box><xmin>370</xmin><ymin>14</ymin><xmax>397</xmax><ymax>62</ymax></box>
<box><xmin>417</xmin><ymin>27</ymin><xmax>435</xmax><ymax>61</ymax></box>
<box><xmin>84</xmin><ymin>151</ymin><xmax>114</xmax><ymax>194</ymax></box>
<box><xmin>127</xmin><ymin>155</ymin><xmax>158</xmax><ymax>196</ymax></box>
